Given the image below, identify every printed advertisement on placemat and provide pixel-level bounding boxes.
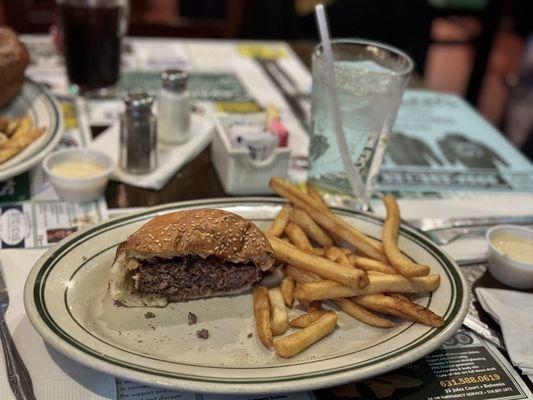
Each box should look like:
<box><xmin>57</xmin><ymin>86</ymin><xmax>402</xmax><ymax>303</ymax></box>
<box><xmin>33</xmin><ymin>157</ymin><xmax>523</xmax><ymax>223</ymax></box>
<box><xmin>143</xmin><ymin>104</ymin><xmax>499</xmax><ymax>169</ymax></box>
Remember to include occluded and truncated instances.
<box><xmin>378</xmin><ymin>91</ymin><xmax>533</xmax><ymax>194</ymax></box>
<box><xmin>315</xmin><ymin>329</ymin><xmax>532</xmax><ymax>400</ymax></box>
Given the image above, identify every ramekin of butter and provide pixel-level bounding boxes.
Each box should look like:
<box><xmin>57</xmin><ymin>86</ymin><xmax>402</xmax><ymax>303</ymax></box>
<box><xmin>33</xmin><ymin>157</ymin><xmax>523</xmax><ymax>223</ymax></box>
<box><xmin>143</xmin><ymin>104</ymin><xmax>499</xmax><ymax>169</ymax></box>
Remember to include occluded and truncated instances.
<box><xmin>486</xmin><ymin>225</ymin><xmax>533</xmax><ymax>289</ymax></box>
<box><xmin>43</xmin><ymin>149</ymin><xmax>113</xmax><ymax>202</ymax></box>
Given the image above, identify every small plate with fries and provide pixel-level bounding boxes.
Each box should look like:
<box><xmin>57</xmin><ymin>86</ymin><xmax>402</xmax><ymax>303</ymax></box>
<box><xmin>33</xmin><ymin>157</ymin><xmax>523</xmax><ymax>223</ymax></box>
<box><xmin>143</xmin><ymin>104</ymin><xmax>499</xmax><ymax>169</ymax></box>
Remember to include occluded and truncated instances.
<box><xmin>0</xmin><ymin>79</ymin><xmax>62</xmax><ymax>181</ymax></box>
<box><xmin>24</xmin><ymin>184</ymin><xmax>468</xmax><ymax>395</ymax></box>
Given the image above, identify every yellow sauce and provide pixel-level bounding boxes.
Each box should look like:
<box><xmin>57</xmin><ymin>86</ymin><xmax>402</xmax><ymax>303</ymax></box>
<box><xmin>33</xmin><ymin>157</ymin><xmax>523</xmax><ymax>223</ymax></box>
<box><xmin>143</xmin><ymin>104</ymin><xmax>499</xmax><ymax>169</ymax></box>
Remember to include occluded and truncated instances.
<box><xmin>492</xmin><ymin>235</ymin><xmax>533</xmax><ymax>264</ymax></box>
<box><xmin>51</xmin><ymin>159</ymin><xmax>105</xmax><ymax>179</ymax></box>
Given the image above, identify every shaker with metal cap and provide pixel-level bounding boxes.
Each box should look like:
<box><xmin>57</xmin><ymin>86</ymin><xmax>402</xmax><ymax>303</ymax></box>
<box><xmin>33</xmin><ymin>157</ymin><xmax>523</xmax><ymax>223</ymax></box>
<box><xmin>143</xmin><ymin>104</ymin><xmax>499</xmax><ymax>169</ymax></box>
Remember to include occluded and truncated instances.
<box><xmin>157</xmin><ymin>69</ymin><xmax>191</xmax><ymax>144</ymax></box>
<box><xmin>120</xmin><ymin>91</ymin><xmax>157</xmax><ymax>174</ymax></box>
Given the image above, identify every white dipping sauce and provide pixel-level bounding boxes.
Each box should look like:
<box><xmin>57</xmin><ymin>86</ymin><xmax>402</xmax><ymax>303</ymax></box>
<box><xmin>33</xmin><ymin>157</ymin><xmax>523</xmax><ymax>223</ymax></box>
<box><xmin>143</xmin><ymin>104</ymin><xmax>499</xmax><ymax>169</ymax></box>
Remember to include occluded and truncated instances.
<box><xmin>491</xmin><ymin>235</ymin><xmax>533</xmax><ymax>264</ymax></box>
<box><xmin>51</xmin><ymin>159</ymin><xmax>104</xmax><ymax>179</ymax></box>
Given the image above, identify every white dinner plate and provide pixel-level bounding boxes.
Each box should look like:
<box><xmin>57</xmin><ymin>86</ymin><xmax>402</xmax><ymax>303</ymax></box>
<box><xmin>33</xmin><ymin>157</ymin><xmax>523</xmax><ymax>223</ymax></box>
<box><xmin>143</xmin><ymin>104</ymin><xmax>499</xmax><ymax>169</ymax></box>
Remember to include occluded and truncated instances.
<box><xmin>24</xmin><ymin>198</ymin><xmax>469</xmax><ymax>394</ymax></box>
<box><xmin>0</xmin><ymin>79</ymin><xmax>63</xmax><ymax>181</ymax></box>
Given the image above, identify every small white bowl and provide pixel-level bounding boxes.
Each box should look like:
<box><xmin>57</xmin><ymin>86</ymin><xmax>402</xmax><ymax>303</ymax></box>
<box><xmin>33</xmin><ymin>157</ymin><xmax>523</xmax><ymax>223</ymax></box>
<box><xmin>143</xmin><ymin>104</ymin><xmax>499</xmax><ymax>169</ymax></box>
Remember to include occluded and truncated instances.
<box><xmin>486</xmin><ymin>225</ymin><xmax>533</xmax><ymax>289</ymax></box>
<box><xmin>43</xmin><ymin>149</ymin><xmax>113</xmax><ymax>202</ymax></box>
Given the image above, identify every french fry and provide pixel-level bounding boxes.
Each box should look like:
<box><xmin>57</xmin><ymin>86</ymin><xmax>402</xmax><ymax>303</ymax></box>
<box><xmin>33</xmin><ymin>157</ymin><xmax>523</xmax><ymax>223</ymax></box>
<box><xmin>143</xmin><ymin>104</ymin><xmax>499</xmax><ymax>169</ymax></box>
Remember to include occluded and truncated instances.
<box><xmin>268</xmin><ymin>288</ymin><xmax>289</xmax><ymax>335</ymax></box>
<box><xmin>340</xmin><ymin>248</ymin><xmax>353</xmax><ymax>255</ymax></box>
<box><xmin>389</xmin><ymin>293</ymin><xmax>410</xmax><ymax>302</ymax></box>
<box><xmin>308</xmin><ymin>300</ymin><xmax>322</xmax><ymax>312</ymax></box>
<box><xmin>0</xmin><ymin>127</ymin><xmax>46</xmax><ymax>164</ymax></box>
<box><xmin>305</xmin><ymin>182</ymin><xmax>329</xmax><ymax>211</ymax></box>
<box><xmin>367</xmin><ymin>270</ymin><xmax>387</xmax><ymax>276</ymax></box>
<box><xmin>312</xmin><ymin>247</ymin><xmax>325</xmax><ymax>256</ymax></box>
<box><xmin>284</xmin><ymin>222</ymin><xmax>314</xmax><ymax>253</ymax></box>
<box><xmin>269</xmin><ymin>177</ymin><xmax>386</xmax><ymax>262</ymax></box>
<box><xmin>269</xmin><ymin>236</ymin><xmax>369</xmax><ymax>289</ymax></box>
<box><xmin>298</xmin><ymin>299</ymin><xmax>312</xmax><ymax>309</ymax></box>
<box><xmin>388</xmin><ymin>294</ymin><xmax>444</xmax><ymax>327</ymax></box>
<box><xmin>274</xmin><ymin>311</ymin><xmax>337</xmax><ymax>358</ymax></box>
<box><xmin>290</xmin><ymin>309</ymin><xmax>327</xmax><ymax>328</ymax></box>
<box><xmin>5</xmin><ymin>117</ymin><xmax>21</xmax><ymax>136</ymax></box>
<box><xmin>348</xmin><ymin>255</ymin><xmax>398</xmax><ymax>275</ymax></box>
<box><xmin>291</xmin><ymin>300</ymin><xmax>325</xmax><ymax>328</ymax></box>
<box><xmin>354</xmin><ymin>294</ymin><xmax>443</xmax><ymax>327</ymax></box>
<box><xmin>9</xmin><ymin>116</ymin><xmax>32</xmax><ymax>140</ymax></box>
<box><xmin>292</xmin><ymin>208</ymin><xmax>333</xmax><ymax>247</ymax></box>
<box><xmin>366</xmin><ymin>237</ymin><xmax>385</xmax><ymax>253</ymax></box>
<box><xmin>293</xmin><ymin>274</ymin><xmax>441</xmax><ymax>301</ymax></box>
<box><xmin>353</xmin><ymin>295</ymin><xmax>414</xmax><ymax>321</ymax></box>
<box><xmin>286</xmin><ymin>265</ymin><xmax>395</xmax><ymax>328</ymax></box>
<box><xmin>382</xmin><ymin>195</ymin><xmax>430</xmax><ymax>277</ymax></box>
<box><xmin>333</xmin><ymin>298</ymin><xmax>393</xmax><ymax>328</ymax></box>
<box><xmin>325</xmin><ymin>246</ymin><xmax>352</xmax><ymax>268</ymax></box>
<box><xmin>284</xmin><ymin>264</ymin><xmax>321</xmax><ymax>283</ymax></box>
<box><xmin>267</xmin><ymin>205</ymin><xmax>291</xmax><ymax>237</ymax></box>
<box><xmin>253</xmin><ymin>286</ymin><xmax>273</xmax><ymax>348</ymax></box>
<box><xmin>280</xmin><ymin>277</ymin><xmax>295</xmax><ymax>307</ymax></box>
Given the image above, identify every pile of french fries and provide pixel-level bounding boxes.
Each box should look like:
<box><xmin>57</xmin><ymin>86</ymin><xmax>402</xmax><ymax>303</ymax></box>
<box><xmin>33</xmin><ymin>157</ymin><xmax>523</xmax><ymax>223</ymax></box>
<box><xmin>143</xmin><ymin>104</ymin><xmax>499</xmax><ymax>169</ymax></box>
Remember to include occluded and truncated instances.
<box><xmin>0</xmin><ymin>115</ymin><xmax>46</xmax><ymax>165</ymax></box>
<box><xmin>253</xmin><ymin>177</ymin><xmax>444</xmax><ymax>358</ymax></box>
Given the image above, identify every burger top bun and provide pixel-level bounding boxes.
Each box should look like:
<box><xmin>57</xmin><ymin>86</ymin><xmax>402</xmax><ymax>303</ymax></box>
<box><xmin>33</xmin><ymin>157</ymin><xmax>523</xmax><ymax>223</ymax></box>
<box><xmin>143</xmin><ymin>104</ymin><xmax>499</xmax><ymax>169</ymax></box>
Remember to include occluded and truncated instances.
<box><xmin>0</xmin><ymin>28</ymin><xmax>29</xmax><ymax>108</ymax></box>
<box><xmin>120</xmin><ymin>208</ymin><xmax>275</xmax><ymax>271</ymax></box>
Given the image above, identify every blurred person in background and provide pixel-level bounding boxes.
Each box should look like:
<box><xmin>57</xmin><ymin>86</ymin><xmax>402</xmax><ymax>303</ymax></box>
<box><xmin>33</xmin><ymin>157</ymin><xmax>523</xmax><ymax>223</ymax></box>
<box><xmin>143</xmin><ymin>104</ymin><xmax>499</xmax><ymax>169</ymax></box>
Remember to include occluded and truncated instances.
<box><xmin>505</xmin><ymin>0</ymin><xmax>533</xmax><ymax>160</ymax></box>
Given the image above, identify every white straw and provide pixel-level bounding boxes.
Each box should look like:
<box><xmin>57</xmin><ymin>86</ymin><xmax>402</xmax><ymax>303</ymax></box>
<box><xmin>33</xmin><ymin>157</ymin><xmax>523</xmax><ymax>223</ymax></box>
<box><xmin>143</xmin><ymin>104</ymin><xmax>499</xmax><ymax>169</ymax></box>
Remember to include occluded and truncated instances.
<box><xmin>314</xmin><ymin>4</ymin><xmax>367</xmax><ymax>203</ymax></box>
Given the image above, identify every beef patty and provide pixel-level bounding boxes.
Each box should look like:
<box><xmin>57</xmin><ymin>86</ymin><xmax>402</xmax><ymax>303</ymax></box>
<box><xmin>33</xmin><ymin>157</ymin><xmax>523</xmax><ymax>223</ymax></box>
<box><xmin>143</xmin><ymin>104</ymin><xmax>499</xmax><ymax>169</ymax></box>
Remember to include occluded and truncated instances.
<box><xmin>134</xmin><ymin>255</ymin><xmax>261</xmax><ymax>300</ymax></box>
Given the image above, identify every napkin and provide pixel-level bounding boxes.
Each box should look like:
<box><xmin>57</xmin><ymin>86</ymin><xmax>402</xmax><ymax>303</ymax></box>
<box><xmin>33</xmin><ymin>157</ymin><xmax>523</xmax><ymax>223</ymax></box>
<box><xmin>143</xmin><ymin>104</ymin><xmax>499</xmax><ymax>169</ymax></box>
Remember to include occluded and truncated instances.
<box><xmin>90</xmin><ymin>114</ymin><xmax>214</xmax><ymax>190</ymax></box>
<box><xmin>371</xmin><ymin>193</ymin><xmax>533</xmax><ymax>263</ymax></box>
<box><xmin>0</xmin><ymin>249</ymin><xmax>116</xmax><ymax>400</ymax></box>
<box><xmin>475</xmin><ymin>288</ymin><xmax>533</xmax><ymax>380</ymax></box>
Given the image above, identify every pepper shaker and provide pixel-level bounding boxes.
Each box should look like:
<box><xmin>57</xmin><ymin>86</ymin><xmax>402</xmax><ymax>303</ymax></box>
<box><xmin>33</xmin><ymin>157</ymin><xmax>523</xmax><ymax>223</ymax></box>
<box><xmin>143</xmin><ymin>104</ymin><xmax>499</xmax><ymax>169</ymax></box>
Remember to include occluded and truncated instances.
<box><xmin>157</xmin><ymin>69</ymin><xmax>191</xmax><ymax>144</ymax></box>
<box><xmin>120</xmin><ymin>92</ymin><xmax>157</xmax><ymax>174</ymax></box>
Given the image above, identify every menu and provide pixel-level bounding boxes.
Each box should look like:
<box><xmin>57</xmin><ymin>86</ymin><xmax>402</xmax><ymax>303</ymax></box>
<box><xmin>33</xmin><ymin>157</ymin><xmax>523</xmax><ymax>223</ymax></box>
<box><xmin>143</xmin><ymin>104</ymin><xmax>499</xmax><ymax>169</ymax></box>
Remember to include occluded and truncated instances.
<box><xmin>0</xmin><ymin>96</ymin><xmax>108</xmax><ymax>249</ymax></box>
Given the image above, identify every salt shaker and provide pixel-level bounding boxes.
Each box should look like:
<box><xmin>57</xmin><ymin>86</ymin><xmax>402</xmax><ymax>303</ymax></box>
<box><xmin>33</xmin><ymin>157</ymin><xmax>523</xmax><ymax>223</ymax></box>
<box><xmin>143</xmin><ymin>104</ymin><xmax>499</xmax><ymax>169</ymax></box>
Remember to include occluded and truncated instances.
<box><xmin>157</xmin><ymin>69</ymin><xmax>191</xmax><ymax>144</ymax></box>
<box><xmin>120</xmin><ymin>92</ymin><xmax>157</xmax><ymax>174</ymax></box>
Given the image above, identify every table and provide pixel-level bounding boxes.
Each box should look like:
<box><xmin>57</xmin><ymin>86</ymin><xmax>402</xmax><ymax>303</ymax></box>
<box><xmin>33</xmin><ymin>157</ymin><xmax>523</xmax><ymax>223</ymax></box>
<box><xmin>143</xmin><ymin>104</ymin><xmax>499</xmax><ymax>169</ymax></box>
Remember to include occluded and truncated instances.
<box><xmin>101</xmin><ymin>40</ymin><xmax>533</xmax><ymax>394</ymax></box>
<box><xmin>10</xmin><ymin>35</ymin><xmax>533</xmax><ymax>398</ymax></box>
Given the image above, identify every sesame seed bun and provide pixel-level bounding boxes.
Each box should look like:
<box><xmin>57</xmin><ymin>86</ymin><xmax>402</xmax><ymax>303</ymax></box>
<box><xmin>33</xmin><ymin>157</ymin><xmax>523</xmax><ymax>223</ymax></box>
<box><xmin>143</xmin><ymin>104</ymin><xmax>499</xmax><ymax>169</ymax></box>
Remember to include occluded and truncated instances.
<box><xmin>122</xmin><ymin>208</ymin><xmax>274</xmax><ymax>270</ymax></box>
<box><xmin>0</xmin><ymin>28</ymin><xmax>29</xmax><ymax>108</ymax></box>
<box><xmin>109</xmin><ymin>209</ymin><xmax>275</xmax><ymax>307</ymax></box>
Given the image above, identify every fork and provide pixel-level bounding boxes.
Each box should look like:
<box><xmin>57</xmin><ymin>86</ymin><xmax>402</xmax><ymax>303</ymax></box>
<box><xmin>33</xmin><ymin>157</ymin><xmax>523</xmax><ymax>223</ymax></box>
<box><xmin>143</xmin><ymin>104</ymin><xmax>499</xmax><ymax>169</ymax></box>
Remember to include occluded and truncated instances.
<box><xmin>408</xmin><ymin>215</ymin><xmax>533</xmax><ymax>245</ymax></box>
<box><xmin>0</xmin><ymin>269</ymin><xmax>36</xmax><ymax>399</ymax></box>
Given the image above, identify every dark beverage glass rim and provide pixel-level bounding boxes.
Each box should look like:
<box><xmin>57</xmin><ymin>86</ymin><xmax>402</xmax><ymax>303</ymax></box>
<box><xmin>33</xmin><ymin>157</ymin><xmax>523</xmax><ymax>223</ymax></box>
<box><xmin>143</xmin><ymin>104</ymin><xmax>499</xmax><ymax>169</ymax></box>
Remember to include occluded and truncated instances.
<box><xmin>56</xmin><ymin>0</ymin><xmax>127</xmax><ymax>7</ymax></box>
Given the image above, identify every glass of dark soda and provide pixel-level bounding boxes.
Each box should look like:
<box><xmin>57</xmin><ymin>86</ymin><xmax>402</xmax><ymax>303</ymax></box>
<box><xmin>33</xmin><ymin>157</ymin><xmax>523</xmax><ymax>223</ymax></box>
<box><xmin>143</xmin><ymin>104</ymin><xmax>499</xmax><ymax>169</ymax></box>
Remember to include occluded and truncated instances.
<box><xmin>57</xmin><ymin>0</ymin><xmax>129</xmax><ymax>96</ymax></box>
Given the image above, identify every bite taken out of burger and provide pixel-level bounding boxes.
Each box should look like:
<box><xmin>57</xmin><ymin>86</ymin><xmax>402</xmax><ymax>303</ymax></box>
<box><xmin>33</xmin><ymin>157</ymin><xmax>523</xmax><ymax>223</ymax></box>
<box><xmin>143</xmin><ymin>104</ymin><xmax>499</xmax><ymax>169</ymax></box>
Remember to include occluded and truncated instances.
<box><xmin>109</xmin><ymin>208</ymin><xmax>275</xmax><ymax>307</ymax></box>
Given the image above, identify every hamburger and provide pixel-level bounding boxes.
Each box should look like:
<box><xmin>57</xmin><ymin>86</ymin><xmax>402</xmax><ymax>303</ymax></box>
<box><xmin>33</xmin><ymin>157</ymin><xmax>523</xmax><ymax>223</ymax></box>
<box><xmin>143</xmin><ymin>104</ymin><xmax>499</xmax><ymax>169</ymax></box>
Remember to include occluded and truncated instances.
<box><xmin>0</xmin><ymin>28</ymin><xmax>29</xmax><ymax>108</ymax></box>
<box><xmin>109</xmin><ymin>208</ymin><xmax>275</xmax><ymax>307</ymax></box>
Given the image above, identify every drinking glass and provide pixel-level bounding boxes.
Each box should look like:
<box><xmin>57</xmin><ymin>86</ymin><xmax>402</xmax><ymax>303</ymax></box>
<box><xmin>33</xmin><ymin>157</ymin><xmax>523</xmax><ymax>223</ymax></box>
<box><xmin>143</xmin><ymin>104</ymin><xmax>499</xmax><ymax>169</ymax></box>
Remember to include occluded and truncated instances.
<box><xmin>309</xmin><ymin>39</ymin><xmax>413</xmax><ymax>207</ymax></box>
<box><xmin>57</xmin><ymin>0</ymin><xmax>129</xmax><ymax>96</ymax></box>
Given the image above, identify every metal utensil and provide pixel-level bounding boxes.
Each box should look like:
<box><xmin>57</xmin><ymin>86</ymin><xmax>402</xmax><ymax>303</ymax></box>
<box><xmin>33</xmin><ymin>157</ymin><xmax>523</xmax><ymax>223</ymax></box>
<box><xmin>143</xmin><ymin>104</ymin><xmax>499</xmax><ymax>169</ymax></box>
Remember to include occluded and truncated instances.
<box><xmin>0</xmin><ymin>268</ymin><xmax>36</xmax><ymax>400</ymax></box>
<box><xmin>408</xmin><ymin>215</ymin><xmax>533</xmax><ymax>245</ymax></box>
<box><xmin>463</xmin><ymin>314</ymin><xmax>505</xmax><ymax>351</ymax></box>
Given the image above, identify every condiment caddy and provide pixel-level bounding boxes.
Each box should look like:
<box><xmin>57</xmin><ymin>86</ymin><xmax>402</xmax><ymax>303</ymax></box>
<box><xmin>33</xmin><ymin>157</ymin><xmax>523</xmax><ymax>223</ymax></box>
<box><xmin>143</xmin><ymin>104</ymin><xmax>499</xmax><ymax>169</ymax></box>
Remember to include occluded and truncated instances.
<box><xmin>211</xmin><ymin>109</ymin><xmax>290</xmax><ymax>195</ymax></box>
